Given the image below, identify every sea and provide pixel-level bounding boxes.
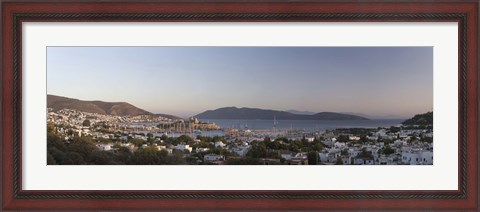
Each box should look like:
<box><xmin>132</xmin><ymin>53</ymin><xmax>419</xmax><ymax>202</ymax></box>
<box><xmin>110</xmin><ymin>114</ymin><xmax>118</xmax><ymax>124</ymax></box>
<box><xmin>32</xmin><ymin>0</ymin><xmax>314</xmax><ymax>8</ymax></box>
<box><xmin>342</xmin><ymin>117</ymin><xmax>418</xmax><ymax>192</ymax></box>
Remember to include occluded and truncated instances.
<box><xmin>131</xmin><ymin>119</ymin><xmax>405</xmax><ymax>138</ymax></box>
<box><xmin>200</xmin><ymin>119</ymin><xmax>405</xmax><ymax>131</ymax></box>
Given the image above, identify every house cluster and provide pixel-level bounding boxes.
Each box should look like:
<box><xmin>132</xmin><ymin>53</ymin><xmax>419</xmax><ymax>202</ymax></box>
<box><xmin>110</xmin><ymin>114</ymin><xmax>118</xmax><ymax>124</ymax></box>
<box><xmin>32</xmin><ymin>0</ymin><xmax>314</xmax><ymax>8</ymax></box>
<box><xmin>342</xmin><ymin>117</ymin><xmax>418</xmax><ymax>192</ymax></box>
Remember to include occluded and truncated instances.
<box><xmin>48</xmin><ymin>108</ymin><xmax>184</xmax><ymax>141</ymax></box>
<box><xmin>317</xmin><ymin>129</ymin><xmax>433</xmax><ymax>165</ymax></box>
<box><xmin>95</xmin><ymin>141</ymin><xmax>194</xmax><ymax>155</ymax></box>
<box><xmin>48</xmin><ymin>108</ymin><xmax>433</xmax><ymax>165</ymax></box>
<box><xmin>280</xmin><ymin>152</ymin><xmax>309</xmax><ymax>165</ymax></box>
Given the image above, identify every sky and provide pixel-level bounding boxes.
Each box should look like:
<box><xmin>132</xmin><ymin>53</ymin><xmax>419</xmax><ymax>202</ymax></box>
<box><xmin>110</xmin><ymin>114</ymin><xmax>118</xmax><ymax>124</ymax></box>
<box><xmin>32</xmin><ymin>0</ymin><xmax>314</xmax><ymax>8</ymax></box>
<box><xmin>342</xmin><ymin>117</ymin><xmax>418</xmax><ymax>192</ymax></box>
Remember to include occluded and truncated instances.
<box><xmin>47</xmin><ymin>47</ymin><xmax>433</xmax><ymax>118</ymax></box>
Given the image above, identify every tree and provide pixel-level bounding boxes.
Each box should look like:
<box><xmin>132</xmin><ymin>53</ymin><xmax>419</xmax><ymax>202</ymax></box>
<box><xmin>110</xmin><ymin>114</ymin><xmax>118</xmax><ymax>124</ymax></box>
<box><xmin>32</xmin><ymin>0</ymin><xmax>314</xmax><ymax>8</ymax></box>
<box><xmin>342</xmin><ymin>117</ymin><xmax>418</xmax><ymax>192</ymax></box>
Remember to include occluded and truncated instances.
<box><xmin>312</xmin><ymin>141</ymin><xmax>324</xmax><ymax>151</ymax></box>
<box><xmin>383</xmin><ymin>145</ymin><xmax>395</xmax><ymax>155</ymax></box>
<box><xmin>402</xmin><ymin>111</ymin><xmax>433</xmax><ymax>126</ymax></box>
<box><xmin>130</xmin><ymin>139</ymin><xmax>146</xmax><ymax>148</ymax></box>
<box><xmin>267</xmin><ymin>140</ymin><xmax>282</xmax><ymax>150</ymax></box>
<box><xmin>89</xmin><ymin>150</ymin><xmax>116</xmax><ymax>165</ymax></box>
<box><xmin>47</xmin><ymin>153</ymin><xmax>57</xmax><ymax>165</ymax></box>
<box><xmin>68</xmin><ymin>136</ymin><xmax>98</xmax><ymax>160</ymax></box>
<box><xmin>212</xmin><ymin>136</ymin><xmax>222</xmax><ymax>142</ymax></box>
<box><xmin>226</xmin><ymin>158</ymin><xmax>262</xmax><ymax>165</ymax></box>
<box><xmin>66</xmin><ymin>129</ymin><xmax>75</xmax><ymax>137</ymax></box>
<box><xmin>117</xmin><ymin>147</ymin><xmax>133</xmax><ymax>163</ymax></box>
<box><xmin>48</xmin><ymin>147</ymin><xmax>67</xmax><ymax>164</ymax></box>
<box><xmin>165</xmin><ymin>151</ymin><xmax>185</xmax><ymax>165</ymax></box>
<box><xmin>82</xmin><ymin>119</ymin><xmax>91</xmax><ymax>127</ymax></box>
<box><xmin>131</xmin><ymin>147</ymin><xmax>162</xmax><ymax>165</ymax></box>
<box><xmin>335</xmin><ymin>157</ymin><xmax>344</xmax><ymax>165</ymax></box>
<box><xmin>246</xmin><ymin>141</ymin><xmax>267</xmax><ymax>158</ymax></box>
<box><xmin>146</xmin><ymin>133</ymin><xmax>154</xmax><ymax>142</ymax></box>
<box><xmin>47</xmin><ymin>132</ymin><xmax>66</xmax><ymax>151</ymax></box>
<box><xmin>161</xmin><ymin>134</ymin><xmax>168</xmax><ymax>141</ymax></box>
<box><xmin>177</xmin><ymin>135</ymin><xmax>193</xmax><ymax>144</ymax></box>
<box><xmin>337</xmin><ymin>135</ymin><xmax>349</xmax><ymax>142</ymax></box>
<box><xmin>266</xmin><ymin>150</ymin><xmax>280</xmax><ymax>159</ymax></box>
<box><xmin>308</xmin><ymin>151</ymin><xmax>318</xmax><ymax>165</ymax></box>
<box><xmin>47</xmin><ymin>122</ymin><xmax>56</xmax><ymax>133</ymax></box>
<box><xmin>359</xmin><ymin>135</ymin><xmax>369</xmax><ymax>143</ymax></box>
<box><xmin>64</xmin><ymin>152</ymin><xmax>86</xmax><ymax>165</ymax></box>
<box><xmin>422</xmin><ymin>136</ymin><xmax>433</xmax><ymax>143</ymax></box>
<box><xmin>389</xmin><ymin>126</ymin><xmax>401</xmax><ymax>133</ymax></box>
<box><xmin>359</xmin><ymin>149</ymin><xmax>373</xmax><ymax>158</ymax></box>
<box><xmin>410</xmin><ymin>136</ymin><xmax>418</xmax><ymax>142</ymax></box>
<box><xmin>289</xmin><ymin>143</ymin><xmax>300</xmax><ymax>152</ymax></box>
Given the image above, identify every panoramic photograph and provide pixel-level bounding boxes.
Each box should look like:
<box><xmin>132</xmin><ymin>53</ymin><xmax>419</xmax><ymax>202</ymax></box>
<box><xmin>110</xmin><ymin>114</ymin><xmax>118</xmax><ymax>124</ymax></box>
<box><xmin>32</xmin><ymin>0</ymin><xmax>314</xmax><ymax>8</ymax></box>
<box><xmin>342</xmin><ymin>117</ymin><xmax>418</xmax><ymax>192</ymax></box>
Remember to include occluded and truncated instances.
<box><xmin>46</xmin><ymin>47</ymin><xmax>433</xmax><ymax>165</ymax></box>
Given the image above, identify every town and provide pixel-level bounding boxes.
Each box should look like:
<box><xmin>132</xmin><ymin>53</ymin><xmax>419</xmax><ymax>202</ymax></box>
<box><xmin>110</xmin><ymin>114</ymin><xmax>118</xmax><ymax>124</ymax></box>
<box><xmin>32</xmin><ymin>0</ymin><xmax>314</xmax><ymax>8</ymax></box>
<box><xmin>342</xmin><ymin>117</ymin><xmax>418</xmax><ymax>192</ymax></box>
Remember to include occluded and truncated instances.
<box><xmin>47</xmin><ymin>108</ymin><xmax>433</xmax><ymax>165</ymax></box>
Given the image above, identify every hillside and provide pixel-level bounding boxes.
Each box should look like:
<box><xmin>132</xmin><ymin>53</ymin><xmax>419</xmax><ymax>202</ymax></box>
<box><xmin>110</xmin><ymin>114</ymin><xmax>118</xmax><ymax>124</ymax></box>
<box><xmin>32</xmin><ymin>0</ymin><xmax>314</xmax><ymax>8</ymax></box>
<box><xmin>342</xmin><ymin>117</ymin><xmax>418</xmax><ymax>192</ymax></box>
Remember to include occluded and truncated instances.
<box><xmin>194</xmin><ymin>107</ymin><xmax>369</xmax><ymax>120</ymax></box>
<box><xmin>47</xmin><ymin>94</ymin><xmax>152</xmax><ymax>116</ymax></box>
<box><xmin>402</xmin><ymin>112</ymin><xmax>433</xmax><ymax>126</ymax></box>
<box><xmin>155</xmin><ymin>113</ymin><xmax>182</xmax><ymax>120</ymax></box>
<box><xmin>286</xmin><ymin>110</ymin><xmax>316</xmax><ymax>115</ymax></box>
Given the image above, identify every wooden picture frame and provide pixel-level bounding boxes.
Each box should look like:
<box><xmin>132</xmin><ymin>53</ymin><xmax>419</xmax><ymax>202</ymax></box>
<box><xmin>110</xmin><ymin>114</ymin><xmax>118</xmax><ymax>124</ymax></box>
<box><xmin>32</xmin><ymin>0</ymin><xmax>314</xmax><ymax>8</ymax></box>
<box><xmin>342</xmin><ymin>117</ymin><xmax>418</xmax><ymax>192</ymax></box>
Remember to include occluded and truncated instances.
<box><xmin>1</xmin><ymin>0</ymin><xmax>478</xmax><ymax>210</ymax></box>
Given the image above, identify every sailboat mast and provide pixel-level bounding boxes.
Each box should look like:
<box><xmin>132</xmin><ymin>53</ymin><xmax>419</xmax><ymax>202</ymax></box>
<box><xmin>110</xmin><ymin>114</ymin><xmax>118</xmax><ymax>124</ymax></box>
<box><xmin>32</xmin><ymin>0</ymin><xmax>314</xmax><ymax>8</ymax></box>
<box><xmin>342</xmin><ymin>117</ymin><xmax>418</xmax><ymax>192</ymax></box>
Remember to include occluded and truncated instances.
<box><xmin>273</xmin><ymin>115</ymin><xmax>277</xmax><ymax>133</ymax></box>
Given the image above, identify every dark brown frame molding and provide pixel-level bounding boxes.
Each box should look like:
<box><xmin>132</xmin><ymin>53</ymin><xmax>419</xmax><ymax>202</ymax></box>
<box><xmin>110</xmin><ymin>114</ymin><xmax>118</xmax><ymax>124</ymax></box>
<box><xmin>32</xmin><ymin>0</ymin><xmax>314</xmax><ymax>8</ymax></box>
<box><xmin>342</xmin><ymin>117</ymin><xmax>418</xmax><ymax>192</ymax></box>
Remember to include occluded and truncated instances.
<box><xmin>1</xmin><ymin>0</ymin><xmax>478</xmax><ymax>210</ymax></box>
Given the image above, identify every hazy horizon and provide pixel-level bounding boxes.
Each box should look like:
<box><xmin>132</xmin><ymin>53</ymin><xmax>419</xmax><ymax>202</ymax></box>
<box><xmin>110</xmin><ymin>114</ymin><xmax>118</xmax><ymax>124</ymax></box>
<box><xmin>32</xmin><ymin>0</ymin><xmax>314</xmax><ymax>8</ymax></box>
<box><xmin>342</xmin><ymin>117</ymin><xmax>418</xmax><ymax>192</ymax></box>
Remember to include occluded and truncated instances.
<box><xmin>47</xmin><ymin>47</ymin><xmax>433</xmax><ymax>118</ymax></box>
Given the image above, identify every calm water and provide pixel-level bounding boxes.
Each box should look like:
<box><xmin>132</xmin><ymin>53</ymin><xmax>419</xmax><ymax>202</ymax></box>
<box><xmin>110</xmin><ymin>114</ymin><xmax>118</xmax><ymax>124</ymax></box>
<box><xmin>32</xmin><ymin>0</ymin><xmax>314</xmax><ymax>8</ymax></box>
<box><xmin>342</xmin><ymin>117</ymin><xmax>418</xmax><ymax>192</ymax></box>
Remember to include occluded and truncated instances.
<box><xmin>130</xmin><ymin>119</ymin><xmax>405</xmax><ymax>137</ymax></box>
<box><xmin>200</xmin><ymin>119</ymin><xmax>405</xmax><ymax>131</ymax></box>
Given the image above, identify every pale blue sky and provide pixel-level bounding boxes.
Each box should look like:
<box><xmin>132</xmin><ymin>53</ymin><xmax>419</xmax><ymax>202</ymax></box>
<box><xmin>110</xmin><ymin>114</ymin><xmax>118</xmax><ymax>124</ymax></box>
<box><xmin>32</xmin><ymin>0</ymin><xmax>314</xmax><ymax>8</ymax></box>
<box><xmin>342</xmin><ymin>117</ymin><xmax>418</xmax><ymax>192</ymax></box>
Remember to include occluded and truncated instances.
<box><xmin>47</xmin><ymin>47</ymin><xmax>432</xmax><ymax>118</ymax></box>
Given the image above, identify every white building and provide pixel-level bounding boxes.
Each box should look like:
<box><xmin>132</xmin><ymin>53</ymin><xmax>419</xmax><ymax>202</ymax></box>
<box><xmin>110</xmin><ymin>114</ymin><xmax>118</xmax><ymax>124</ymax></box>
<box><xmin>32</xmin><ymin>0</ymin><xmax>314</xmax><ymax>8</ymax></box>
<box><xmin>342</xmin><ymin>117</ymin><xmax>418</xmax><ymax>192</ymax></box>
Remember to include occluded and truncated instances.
<box><xmin>204</xmin><ymin>154</ymin><xmax>225</xmax><ymax>161</ymax></box>
<box><xmin>340</xmin><ymin>156</ymin><xmax>350</xmax><ymax>165</ymax></box>
<box><xmin>119</xmin><ymin>142</ymin><xmax>135</xmax><ymax>151</ymax></box>
<box><xmin>348</xmin><ymin>149</ymin><xmax>361</xmax><ymax>157</ymax></box>
<box><xmin>401</xmin><ymin>151</ymin><xmax>433</xmax><ymax>165</ymax></box>
<box><xmin>214</xmin><ymin>141</ymin><xmax>226</xmax><ymax>148</ymax></box>
<box><xmin>281</xmin><ymin>152</ymin><xmax>308</xmax><ymax>160</ymax></box>
<box><xmin>97</xmin><ymin>143</ymin><xmax>113</xmax><ymax>151</ymax></box>
<box><xmin>323</xmin><ymin>140</ymin><xmax>334</xmax><ymax>148</ymax></box>
<box><xmin>349</xmin><ymin>135</ymin><xmax>361</xmax><ymax>141</ymax></box>
<box><xmin>231</xmin><ymin>146</ymin><xmax>250</xmax><ymax>157</ymax></box>
<box><xmin>375</xmin><ymin>129</ymin><xmax>387</xmax><ymax>137</ymax></box>
<box><xmin>334</xmin><ymin>142</ymin><xmax>346</xmax><ymax>148</ymax></box>
<box><xmin>394</xmin><ymin>140</ymin><xmax>408</xmax><ymax>146</ymax></box>
<box><xmin>174</xmin><ymin>144</ymin><xmax>192</xmax><ymax>153</ymax></box>
<box><xmin>319</xmin><ymin>152</ymin><xmax>329</xmax><ymax>162</ymax></box>
<box><xmin>156</xmin><ymin>145</ymin><xmax>173</xmax><ymax>154</ymax></box>
<box><xmin>195</xmin><ymin>147</ymin><xmax>210</xmax><ymax>153</ymax></box>
<box><xmin>134</xmin><ymin>134</ymin><xmax>147</xmax><ymax>141</ymax></box>
<box><xmin>354</xmin><ymin>157</ymin><xmax>375</xmax><ymax>165</ymax></box>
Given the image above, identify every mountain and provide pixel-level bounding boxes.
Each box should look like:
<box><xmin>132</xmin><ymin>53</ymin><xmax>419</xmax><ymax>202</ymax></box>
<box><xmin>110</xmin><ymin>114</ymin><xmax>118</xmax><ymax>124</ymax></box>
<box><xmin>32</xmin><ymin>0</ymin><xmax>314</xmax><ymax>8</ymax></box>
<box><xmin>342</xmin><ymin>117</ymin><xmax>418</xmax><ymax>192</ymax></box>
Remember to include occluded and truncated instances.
<box><xmin>195</xmin><ymin>107</ymin><xmax>369</xmax><ymax>120</ymax></box>
<box><xmin>286</xmin><ymin>110</ymin><xmax>316</xmax><ymax>115</ymax></box>
<box><xmin>402</xmin><ymin>112</ymin><xmax>433</xmax><ymax>126</ymax></box>
<box><xmin>47</xmin><ymin>94</ymin><xmax>152</xmax><ymax>116</ymax></box>
<box><xmin>342</xmin><ymin>112</ymin><xmax>408</xmax><ymax>119</ymax></box>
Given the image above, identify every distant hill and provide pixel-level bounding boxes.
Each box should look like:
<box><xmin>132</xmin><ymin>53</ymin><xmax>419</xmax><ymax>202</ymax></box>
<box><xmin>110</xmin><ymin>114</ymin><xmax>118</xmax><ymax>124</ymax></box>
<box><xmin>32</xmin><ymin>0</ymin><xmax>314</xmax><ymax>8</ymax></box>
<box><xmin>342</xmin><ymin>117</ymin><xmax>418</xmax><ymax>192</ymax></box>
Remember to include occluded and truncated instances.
<box><xmin>286</xmin><ymin>110</ymin><xmax>316</xmax><ymax>115</ymax></box>
<box><xmin>402</xmin><ymin>112</ymin><xmax>433</xmax><ymax>126</ymax></box>
<box><xmin>48</xmin><ymin>94</ymin><xmax>153</xmax><ymax>117</ymax></box>
<box><xmin>343</xmin><ymin>112</ymin><xmax>408</xmax><ymax>119</ymax></box>
<box><xmin>195</xmin><ymin>107</ymin><xmax>369</xmax><ymax>120</ymax></box>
